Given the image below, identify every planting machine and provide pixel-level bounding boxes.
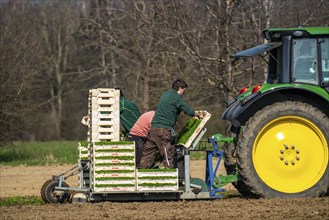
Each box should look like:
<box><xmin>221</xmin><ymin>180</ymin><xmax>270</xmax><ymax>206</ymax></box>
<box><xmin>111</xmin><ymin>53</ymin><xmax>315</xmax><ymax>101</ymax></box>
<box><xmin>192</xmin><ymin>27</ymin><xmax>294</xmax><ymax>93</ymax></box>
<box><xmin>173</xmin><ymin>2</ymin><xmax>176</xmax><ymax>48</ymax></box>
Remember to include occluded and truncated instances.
<box><xmin>41</xmin><ymin>26</ymin><xmax>329</xmax><ymax>203</ymax></box>
<box><xmin>41</xmin><ymin>89</ymin><xmax>234</xmax><ymax>203</ymax></box>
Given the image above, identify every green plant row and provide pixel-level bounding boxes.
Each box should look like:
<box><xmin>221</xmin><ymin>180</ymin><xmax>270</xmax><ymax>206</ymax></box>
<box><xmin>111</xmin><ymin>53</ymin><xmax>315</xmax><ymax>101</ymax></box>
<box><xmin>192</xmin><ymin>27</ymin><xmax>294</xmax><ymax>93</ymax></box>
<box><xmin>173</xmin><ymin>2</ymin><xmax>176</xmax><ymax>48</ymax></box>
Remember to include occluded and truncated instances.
<box><xmin>176</xmin><ymin>118</ymin><xmax>202</xmax><ymax>145</ymax></box>
<box><xmin>95</xmin><ymin>156</ymin><xmax>134</xmax><ymax>160</ymax></box>
<box><xmin>96</xmin><ymin>162</ymin><xmax>135</xmax><ymax>166</ymax></box>
<box><xmin>95</xmin><ymin>170</ymin><xmax>134</xmax><ymax>174</ymax></box>
<box><xmin>79</xmin><ymin>141</ymin><xmax>89</xmax><ymax>147</ymax></box>
<box><xmin>97</xmin><ymin>163</ymin><xmax>135</xmax><ymax>168</ymax></box>
<box><xmin>138</xmin><ymin>168</ymin><xmax>177</xmax><ymax>172</ymax></box>
<box><xmin>95</xmin><ymin>149</ymin><xmax>134</xmax><ymax>152</ymax></box>
<box><xmin>138</xmin><ymin>183</ymin><xmax>177</xmax><ymax>187</ymax></box>
<box><xmin>96</xmin><ymin>184</ymin><xmax>135</xmax><ymax>187</ymax></box>
<box><xmin>94</xmin><ymin>141</ymin><xmax>134</xmax><ymax>146</ymax></box>
<box><xmin>96</xmin><ymin>177</ymin><xmax>135</xmax><ymax>181</ymax></box>
<box><xmin>138</xmin><ymin>176</ymin><xmax>177</xmax><ymax>180</ymax></box>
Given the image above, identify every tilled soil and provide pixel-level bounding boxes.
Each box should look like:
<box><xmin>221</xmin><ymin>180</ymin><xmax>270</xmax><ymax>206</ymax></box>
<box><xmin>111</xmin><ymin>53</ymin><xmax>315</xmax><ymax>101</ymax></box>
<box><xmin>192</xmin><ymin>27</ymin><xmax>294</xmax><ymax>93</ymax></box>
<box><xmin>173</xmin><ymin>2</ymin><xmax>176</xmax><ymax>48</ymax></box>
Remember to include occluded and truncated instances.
<box><xmin>1</xmin><ymin>161</ymin><xmax>328</xmax><ymax>220</ymax></box>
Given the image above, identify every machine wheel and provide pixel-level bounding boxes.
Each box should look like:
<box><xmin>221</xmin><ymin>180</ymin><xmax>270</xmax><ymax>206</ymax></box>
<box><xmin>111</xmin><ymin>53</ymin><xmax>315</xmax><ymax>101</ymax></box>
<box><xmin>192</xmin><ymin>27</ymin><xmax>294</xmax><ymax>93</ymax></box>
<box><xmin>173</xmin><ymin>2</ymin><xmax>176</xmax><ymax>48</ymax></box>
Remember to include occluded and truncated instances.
<box><xmin>237</xmin><ymin>101</ymin><xmax>329</xmax><ymax>198</ymax></box>
<box><xmin>69</xmin><ymin>192</ymin><xmax>88</xmax><ymax>203</ymax></box>
<box><xmin>43</xmin><ymin>180</ymin><xmax>70</xmax><ymax>203</ymax></box>
<box><xmin>40</xmin><ymin>179</ymin><xmax>53</xmax><ymax>203</ymax></box>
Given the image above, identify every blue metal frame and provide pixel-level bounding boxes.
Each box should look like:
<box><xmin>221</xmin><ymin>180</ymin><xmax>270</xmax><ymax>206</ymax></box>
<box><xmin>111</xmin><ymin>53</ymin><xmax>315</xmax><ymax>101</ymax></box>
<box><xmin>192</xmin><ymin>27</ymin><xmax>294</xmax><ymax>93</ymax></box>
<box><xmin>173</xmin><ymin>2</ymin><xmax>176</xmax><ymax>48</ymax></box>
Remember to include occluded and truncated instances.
<box><xmin>205</xmin><ymin>138</ymin><xmax>226</xmax><ymax>198</ymax></box>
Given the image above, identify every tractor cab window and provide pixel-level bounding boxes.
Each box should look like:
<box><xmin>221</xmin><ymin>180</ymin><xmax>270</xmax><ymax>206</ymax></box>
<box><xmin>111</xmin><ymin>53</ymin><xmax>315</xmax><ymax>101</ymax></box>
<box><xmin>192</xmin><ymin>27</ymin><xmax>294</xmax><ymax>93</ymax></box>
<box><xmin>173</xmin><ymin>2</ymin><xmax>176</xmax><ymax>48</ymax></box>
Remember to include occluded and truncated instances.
<box><xmin>321</xmin><ymin>38</ymin><xmax>329</xmax><ymax>85</ymax></box>
<box><xmin>292</xmin><ymin>39</ymin><xmax>318</xmax><ymax>84</ymax></box>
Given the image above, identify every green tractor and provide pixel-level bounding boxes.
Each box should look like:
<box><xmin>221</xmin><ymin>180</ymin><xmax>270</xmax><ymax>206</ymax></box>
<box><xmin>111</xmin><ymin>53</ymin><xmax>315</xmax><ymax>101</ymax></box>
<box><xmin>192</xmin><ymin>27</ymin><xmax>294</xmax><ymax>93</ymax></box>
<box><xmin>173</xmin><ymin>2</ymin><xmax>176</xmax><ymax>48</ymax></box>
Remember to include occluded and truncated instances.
<box><xmin>222</xmin><ymin>27</ymin><xmax>329</xmax><ymax>198</ymax></box>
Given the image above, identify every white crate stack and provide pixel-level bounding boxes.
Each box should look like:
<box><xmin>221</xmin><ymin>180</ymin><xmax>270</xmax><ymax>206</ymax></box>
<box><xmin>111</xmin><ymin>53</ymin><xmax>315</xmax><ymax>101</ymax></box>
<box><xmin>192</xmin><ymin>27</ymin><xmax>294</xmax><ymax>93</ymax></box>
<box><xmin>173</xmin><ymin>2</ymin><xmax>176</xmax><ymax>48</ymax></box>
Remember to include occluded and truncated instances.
<box><xmin>136</xmin><ymin>169</ymin><xmax>179</xmax><ymax>191</ymax></box>
<box><xmin>92</xmin><ymin>142</ymin><xmax>136</xmax><ymax>192</ymax></box>
<box><xmin>80</xmin><ymin>88</ymin><xmax>179</xmax><ymax>193</ymax></box>
<box><xmin>88</xmin><ymin>88</ymin><xmax>120</xmax><ymax>142</ymax></box>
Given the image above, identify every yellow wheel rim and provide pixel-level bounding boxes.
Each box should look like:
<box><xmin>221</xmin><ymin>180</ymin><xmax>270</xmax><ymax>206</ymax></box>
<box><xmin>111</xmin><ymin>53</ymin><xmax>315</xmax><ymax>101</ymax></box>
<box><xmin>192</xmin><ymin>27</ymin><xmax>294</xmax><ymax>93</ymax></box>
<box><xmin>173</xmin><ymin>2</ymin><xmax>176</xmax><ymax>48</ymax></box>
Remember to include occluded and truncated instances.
<box><xmin>252</xmin><ymin>116</ymin><xmax>328</xmax><ymax>193</ymax></box>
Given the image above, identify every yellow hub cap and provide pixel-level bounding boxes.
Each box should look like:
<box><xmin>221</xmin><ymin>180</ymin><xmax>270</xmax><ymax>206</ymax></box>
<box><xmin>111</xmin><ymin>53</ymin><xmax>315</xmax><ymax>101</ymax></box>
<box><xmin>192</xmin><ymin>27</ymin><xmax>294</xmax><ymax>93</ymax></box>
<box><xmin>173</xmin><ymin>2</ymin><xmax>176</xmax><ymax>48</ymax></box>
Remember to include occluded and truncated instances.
<box><xmin>252</xmin><ymin>116</ymin><xmax>328</xmax><ymax>193</ymax></box>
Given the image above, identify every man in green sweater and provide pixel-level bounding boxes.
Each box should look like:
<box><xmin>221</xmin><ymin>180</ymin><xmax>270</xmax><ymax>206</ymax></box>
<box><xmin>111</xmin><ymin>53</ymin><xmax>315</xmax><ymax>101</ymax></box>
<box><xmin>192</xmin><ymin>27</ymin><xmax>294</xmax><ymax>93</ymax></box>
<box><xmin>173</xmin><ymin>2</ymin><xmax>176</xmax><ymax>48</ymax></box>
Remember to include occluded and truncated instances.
<box><xmin>139</xmin><ymin>79</ymin><xmax>201</xmax><ymax>168</ymax></box>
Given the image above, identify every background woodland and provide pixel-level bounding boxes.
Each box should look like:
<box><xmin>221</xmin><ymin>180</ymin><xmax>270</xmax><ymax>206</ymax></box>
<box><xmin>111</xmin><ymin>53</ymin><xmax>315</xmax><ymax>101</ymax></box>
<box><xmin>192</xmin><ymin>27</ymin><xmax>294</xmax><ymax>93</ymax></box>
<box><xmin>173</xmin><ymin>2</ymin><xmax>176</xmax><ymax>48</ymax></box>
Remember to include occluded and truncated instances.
<box><xmin>1</xmin><ymin>0</ymin><xmax>328</xmax><ymax>144</ymax></box>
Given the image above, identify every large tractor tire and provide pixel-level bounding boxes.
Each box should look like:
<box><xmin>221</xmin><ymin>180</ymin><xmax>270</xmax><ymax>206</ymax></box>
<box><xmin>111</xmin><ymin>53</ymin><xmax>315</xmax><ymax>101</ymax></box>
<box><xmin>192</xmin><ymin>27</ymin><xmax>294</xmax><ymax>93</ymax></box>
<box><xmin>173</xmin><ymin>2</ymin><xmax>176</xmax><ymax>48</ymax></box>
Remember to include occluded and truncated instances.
<box><xmin>237</xmin><ymin>101</ymin><xmax>329</xmax><ymax>198</ymax></box>
<box><xmin>223</xmin><ymin>131</ymin><xmax>256</xmax><ymax>197</ymax></box>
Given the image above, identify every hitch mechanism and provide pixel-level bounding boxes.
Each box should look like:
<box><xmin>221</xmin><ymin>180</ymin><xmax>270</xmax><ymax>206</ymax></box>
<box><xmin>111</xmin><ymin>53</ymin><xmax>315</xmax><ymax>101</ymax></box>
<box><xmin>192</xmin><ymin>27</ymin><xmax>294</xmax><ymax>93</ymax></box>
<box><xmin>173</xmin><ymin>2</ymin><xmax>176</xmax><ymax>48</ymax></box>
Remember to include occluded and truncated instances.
<box><xmin>205</xmin><ymin>135</ymin><xmax>239</xmax><ymax>198</ymax></box>
<box><xmin>212</xmin><ymin>133</ymin><xmax>235</xmax><ymax>144</ymax></box>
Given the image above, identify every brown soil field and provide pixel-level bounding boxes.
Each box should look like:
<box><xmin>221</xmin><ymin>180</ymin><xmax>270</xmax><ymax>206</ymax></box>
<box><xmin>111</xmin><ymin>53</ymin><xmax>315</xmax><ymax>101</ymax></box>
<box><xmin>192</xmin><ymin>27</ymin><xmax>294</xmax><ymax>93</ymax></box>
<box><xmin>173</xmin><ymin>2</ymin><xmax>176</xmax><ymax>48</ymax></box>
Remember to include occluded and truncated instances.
<box><xmin>1</xmin><ymin>160</ymin><xmax>328</xmax><ymax>220</ymax></box>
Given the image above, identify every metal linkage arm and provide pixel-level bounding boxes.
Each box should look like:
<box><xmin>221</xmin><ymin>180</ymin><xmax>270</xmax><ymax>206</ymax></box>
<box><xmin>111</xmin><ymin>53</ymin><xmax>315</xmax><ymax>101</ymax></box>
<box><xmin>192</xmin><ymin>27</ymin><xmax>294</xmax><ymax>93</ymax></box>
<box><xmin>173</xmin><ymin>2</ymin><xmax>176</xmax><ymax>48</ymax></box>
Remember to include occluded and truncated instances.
<box><xmin>205</xmin><ymin>138</ymin><xmax>226</xmax><ymax>199</ymax></box>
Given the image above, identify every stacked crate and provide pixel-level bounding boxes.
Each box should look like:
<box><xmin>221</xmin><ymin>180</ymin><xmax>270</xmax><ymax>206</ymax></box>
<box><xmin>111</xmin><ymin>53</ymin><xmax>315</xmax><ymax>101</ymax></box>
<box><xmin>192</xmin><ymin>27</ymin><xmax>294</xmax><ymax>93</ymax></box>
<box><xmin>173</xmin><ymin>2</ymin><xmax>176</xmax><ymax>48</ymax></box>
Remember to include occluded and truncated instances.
<box><xmin>78</xmin><ymin>142</ymin><xmax>90</xmax><ymax>161</ymax></box>
<box><xmin>136</xmin><ymin>169</ymin><xmax>179</xmax><ymax>191</ymax></box>
<box><xmin>80</xmin><ymin>88</ymin><xmax>180</xmax><ymax>193</ymax></box>
<box><xmin>92</xmin><ymin>142</ymin><xmax>136</xmax><ymax>192</ymax></box>
<box><xmin>78</xmin><ymin>88</ymin><xmax>121</xmax><ymax>190</ymax></box>
<box><xmin>78</xmin><ymin>142</ymin><xmax>91</xmax><ymax>188</ymax></box>
<box><xmin>88</xmin><ymin>88</ymin><xmax>120</xmax><ymax>142</ymax></box>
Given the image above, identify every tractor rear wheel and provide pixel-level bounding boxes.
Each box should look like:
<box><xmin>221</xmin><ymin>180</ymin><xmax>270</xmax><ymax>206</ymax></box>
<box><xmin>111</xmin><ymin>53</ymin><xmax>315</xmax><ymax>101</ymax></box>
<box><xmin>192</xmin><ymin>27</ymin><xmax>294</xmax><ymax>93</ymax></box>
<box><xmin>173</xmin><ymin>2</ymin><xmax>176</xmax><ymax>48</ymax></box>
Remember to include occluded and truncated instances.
<box><xmin>237</xmin><ymin>101</ymin><xmax>329</xmax><ymax>198</ymax></box>
<box><xmin>223</xmin><ymin>132</ymin><xmax>257</xmax><ymax>197</ymax></box>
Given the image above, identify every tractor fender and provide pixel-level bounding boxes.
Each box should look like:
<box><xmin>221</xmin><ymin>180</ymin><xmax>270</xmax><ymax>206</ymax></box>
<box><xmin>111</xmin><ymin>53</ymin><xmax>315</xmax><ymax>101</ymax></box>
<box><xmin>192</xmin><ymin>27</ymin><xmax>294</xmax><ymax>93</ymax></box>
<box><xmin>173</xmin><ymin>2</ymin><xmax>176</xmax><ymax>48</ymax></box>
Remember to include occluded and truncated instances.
<box><xmin>222</xmin><ymin>86</ymin><xmax>329</xmax><ymax>132</ymax></box>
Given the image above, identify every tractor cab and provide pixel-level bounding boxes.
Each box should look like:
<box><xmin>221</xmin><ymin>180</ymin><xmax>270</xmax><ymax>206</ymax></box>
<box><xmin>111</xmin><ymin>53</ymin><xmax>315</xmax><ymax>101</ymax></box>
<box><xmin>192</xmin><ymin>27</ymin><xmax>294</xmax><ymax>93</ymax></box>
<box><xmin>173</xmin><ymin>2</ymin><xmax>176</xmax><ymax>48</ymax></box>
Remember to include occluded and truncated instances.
<box><xmin>234</xmin><ymin>27</ymin><xmax>329</xmax><ymax>91</ymax></box>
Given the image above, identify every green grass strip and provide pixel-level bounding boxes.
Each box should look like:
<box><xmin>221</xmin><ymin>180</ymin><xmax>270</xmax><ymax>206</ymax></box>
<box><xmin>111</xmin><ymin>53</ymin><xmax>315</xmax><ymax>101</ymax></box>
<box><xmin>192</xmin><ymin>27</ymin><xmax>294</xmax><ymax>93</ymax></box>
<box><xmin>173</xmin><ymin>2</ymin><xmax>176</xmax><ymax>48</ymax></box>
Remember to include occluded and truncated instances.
<box><xmin>96</xmin><ymin>170</ymin><xmax>134</xmax><ymax>173</ymax></box>
<box><xmin>96</xmin><ymin>177</ymin><xmax>135</xmax><ymax>181</ymax></box>
<box><xmin>138</xmin><ymin>176</ymin><xmax>177</xmax><ymax>180</ymax></box>
<box><xmin>138</xmin><ymin>168</ymin><xmax>177</xmax><ymax>172</ymax></box>
<box><xmin>176</xmin><ymin>118</ymin><xmax>202</xmax><ymax>145</ymax></box>
<box><xmin>94</xmin><ymin>141</ymin><xmax>134</xmax><ymax>145</ymax></box>
<box><xmin>95</xmin><ymin>149</ymin><xmax>134</xmax><ymax>152</ymax></box>
<box><xmin>0</xmin><ymin>141</ymin><xmax>79</xmax><ymax>166</ymax></box>
<box><xmin>139</xmin><ymin>183</ymin><xmax>177</xmax><ymax>187</ymax></box>
<box><xmin>96</xmin><ymin>184</ymin><xmax>135</xmax><ymax>187</ymax></box>
<box><xmin>0</xmin><ymin>196</ymin><xmax>43</xmax><ymax>206</ymax></box>
<box><xmin>95</xmin><ymin>156</ymin><xmax>134</xmax><ymax>160</ymax></box>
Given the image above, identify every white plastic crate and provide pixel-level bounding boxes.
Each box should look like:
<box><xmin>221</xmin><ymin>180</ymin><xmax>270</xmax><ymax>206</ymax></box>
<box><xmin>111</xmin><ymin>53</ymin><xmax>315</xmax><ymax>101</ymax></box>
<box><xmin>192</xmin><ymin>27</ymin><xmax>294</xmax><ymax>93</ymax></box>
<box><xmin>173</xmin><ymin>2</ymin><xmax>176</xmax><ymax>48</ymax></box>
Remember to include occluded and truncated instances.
<box><xmin>78</xmin><ymin>142</ymin><xmax>90</xmax><ymax>160</ymax></box>
<box><xmin>137</xmin><ymin>170</ymin><xmax>178</xmax><ymax>178</ymax></box>
<box><xmin>136</xmin><ymin>169</ymin><xmax>179</xmax><ymax>191</ymax></box>
<box><xmin>178</xmin><ymin>111</ymin><xmax>211</xmax><ymax>148</ymax></box>
<box><xmin>91</xmin><ymin>88</ymin><xmax>118</xmax><ymax>98</ymax></box>
<box><xmin>94</xmin><ymin>179</ymin><xmax>136</xmax><ymax>185</ymax></box>
<box><xmin>138</xmin><ymin>179</ymin><xmax>177</xmax><ymax>185</ymax></box>
<box><xmin>94</xmin><ymin>159</ymin><xmax>135</xmax><ymax>164</ymax></box>
<box><xmin>94</xmin><ymin>186</ymin><xmax>136</xmax><ymax>192</ymax></box>
<box><xmin>94</xmin><ymin>152</ymin><xmax>135</xmax><ymax>157</ymax></box>
<box><xmin>94</xmin><ymin>165</ymin><xmax>136</xmax><ymax>171</ymax></box>
<box><xmin>95</xmin><ymin>172</ymin><xmax>135</xmax><ymax>178</ymax></box>
<box><xmin>137</xmin><ymin>186</ymin><xmax>178</xmax><ymax>191</ymax></box>
<box><xmin>94</xmin><ymin>144</ymin><xmax>135</xmax><ymax>150</ymax></box>
<box><xmin>96</xmin><ymin>126</ymin><xmax>115</xmax><ymax>133</ymax></box>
